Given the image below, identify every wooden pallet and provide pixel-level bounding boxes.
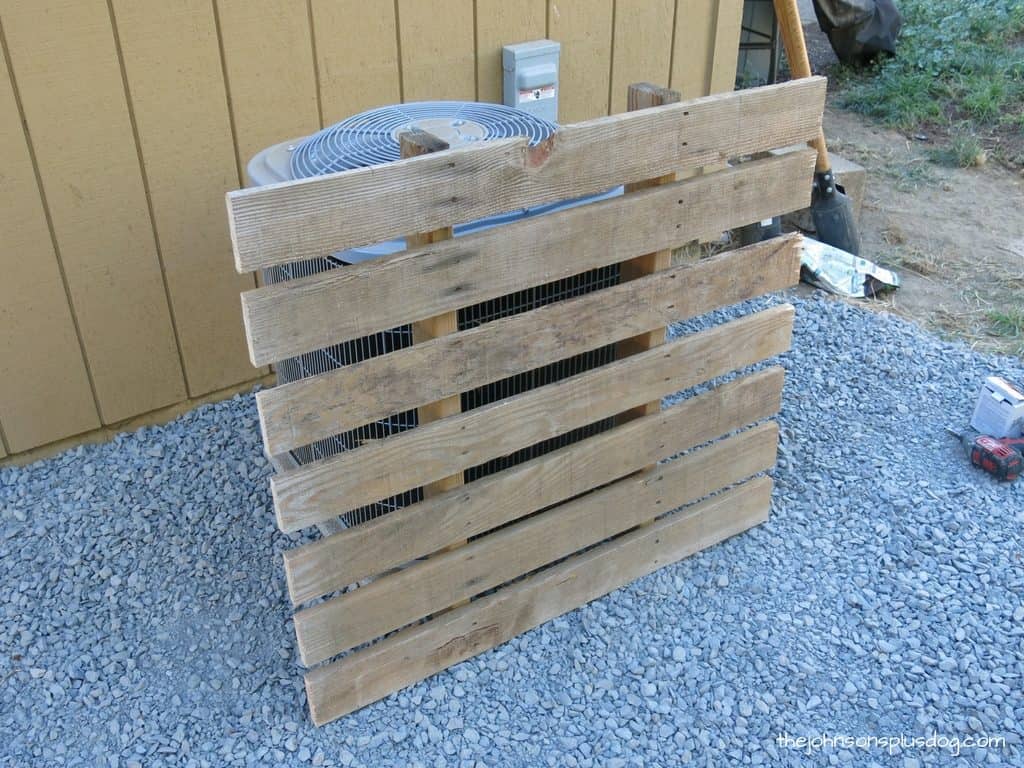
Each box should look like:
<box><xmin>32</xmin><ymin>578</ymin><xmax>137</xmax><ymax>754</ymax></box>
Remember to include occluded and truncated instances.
<box><xmin>226</xmin><ymin>77</ymin><xmax>825</xmax><ymax>725</ymax></box>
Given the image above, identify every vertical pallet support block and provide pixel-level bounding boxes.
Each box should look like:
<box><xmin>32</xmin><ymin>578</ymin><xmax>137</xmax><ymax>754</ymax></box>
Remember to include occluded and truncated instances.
<box><xmin>619</xmin><ymin>83</ymin><xmax>681</xmax><ymax>422</ymax></box>
<box><xmin>400</xmin><ymin>128</ymin><xmax>470</xmax><ymax>608</ymax></box>
<box><xmin>226</xmin><ymin>77</ymin><xmax>827</xmax><ymax>725</ymax></box>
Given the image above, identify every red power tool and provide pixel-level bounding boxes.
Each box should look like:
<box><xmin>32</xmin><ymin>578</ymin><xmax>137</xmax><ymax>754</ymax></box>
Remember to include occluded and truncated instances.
<box><xmin>946</xmin><ymin>428</ymin><xmax>1024</xmax><ymax>482</ymax></box>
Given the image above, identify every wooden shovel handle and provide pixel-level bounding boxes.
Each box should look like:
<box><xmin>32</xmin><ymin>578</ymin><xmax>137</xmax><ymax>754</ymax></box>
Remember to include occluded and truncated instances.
<box><xmin>772</xmin><ymin>0</ymin><xmax>831</xmax><ymax>173</ymax></box>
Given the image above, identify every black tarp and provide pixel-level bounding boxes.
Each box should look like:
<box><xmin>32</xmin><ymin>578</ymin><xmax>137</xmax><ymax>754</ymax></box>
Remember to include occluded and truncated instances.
<box><xmin>812</xmin><ymin>0</ymin><xmax>903</xmax><ymax>64</ymax></box>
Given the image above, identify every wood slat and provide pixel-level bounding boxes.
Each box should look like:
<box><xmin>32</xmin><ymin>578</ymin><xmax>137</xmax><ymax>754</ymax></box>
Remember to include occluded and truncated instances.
<box><xmin>227</xmin><ymin>77</ymin><xmax>825</xmax><ymax>271</ymax></box>
<box><xmin>258</xmin><ymin>235</ymin><xmax>801</xmax><ymax>456</ymax></box>
<box><xmin>616</xmin><ymin>82</ymin><xmax>681</xmax><ymax>424</ymax></box>
<box><xmin>399</xmin><ymin>130</ymin><xmax>465</xmax><ymax>501</ymax></box>
<box><xmin>305</xmin><ymin>475</ymin><xmax>774</xmax><ymax>725</ymax></box>
<box><xmin>295</xmin><ymin>421</ymin><xmax>778</xmax><ymax>665</ymax></box>
<box><xmin>283</xmin><ymin>365</ymin><xmax>784</xmax><ymax>603</ymax></box>
<box><xmin>266</xmin><ymin>448</ymin><xmax>345</xmax><ymax>538</ymax></box>
<box><xmin>272</xmin><ymin>306</ymin><xmax>793</xmax><ymax>532</ymax></box>
<box><xmin>241</xmin><ymin>149</ymin><xmax>814</xmax><ymax>367</ymax></box>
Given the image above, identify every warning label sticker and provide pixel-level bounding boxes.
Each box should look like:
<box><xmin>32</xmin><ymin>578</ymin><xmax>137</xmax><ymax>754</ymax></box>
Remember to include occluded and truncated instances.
<box><xmin>518</xmin><ymin>85</ymin><xmax>556</xmax><ymax>103</ymax></box>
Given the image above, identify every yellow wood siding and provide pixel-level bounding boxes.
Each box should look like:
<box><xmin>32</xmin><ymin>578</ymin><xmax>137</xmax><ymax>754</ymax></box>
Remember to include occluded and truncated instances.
<box><xmin>0</xmin><ymin>0</ymin><xmax>742</xmax><ymax>457</ymax></box>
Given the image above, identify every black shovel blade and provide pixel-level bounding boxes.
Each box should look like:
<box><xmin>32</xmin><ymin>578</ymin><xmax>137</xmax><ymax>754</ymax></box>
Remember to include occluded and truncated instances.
<box><xmin>811</xmin><ymin>169</ymin><xmax>862</xmax><ymax>256</ymax></box>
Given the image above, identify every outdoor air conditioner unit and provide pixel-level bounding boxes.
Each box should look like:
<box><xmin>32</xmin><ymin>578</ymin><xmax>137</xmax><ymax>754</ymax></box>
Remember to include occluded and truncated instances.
<box><xmin>247</xmin><ymin>102</ymin><xmax>622</xmax><ymax>526</ymax></box>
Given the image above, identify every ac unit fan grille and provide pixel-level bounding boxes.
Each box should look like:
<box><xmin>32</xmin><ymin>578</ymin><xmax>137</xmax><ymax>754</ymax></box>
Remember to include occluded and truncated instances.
<box><xmin>264</xmin><ymin>101</ymin><xmax>620</xmax><ymax>529</ymax></box>
<box><xmin>289</xmin><ymin>101</ymin><xmax>556</xmax><ymax>177</ymax></box>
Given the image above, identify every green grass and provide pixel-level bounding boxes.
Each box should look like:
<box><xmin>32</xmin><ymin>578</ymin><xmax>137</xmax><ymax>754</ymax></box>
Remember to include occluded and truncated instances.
<box><xmin>988</xmin><ymin>308</ymin><xmax>1024</xmax><ymax>337</ymax></box>
<box><xmin>987</xmin><ymin>308</ymin><xmax>1024</xmax><ymax>355</ymax></box>
<box><xmin>834</xmin><ymin>0</ymin><xmax>1024</xmax><ymax>164</ymax></box>
<box><xmin>927</xmin><ymin>133</ymin><xmax>986</xmax><ymax>167</ymax></box>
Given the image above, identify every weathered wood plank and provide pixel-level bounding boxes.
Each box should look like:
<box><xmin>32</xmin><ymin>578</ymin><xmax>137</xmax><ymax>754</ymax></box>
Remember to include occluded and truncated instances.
<box><xmin>257</xmin><ymin>235</ymin><xmax>800</xmax><ymax>455</ymax></box>
<box><xmin>271</xmin><ymin>306</ymin><xmax>793</xmax><ymax>532</ymax></box>
<box><xmin>400</xmin><ymin>130</ymin><xmax>464</xmax><ymax>500</ymax></box>
<box><xmin>295</xmin><ymin>422</ymin><xmax>778</xmax><ymax>664</ymax></box>
<box><xmin>617</xmin><ymin>82</ymin><xmax>681</xmax><ymax>423</ymax></box>
<box><xmin>227</xmin><ymin>77</ymin><xmax>825</xmax><ymax>271</ymax></box>
<box><xmin>305</xmin><ymin>475</ymin><xmax>774</xmax><ymax>724</ymax></box>
<box><xmin>265</xmin><ymin>449</ymin><xmax>344</xmax><ymax>538</ymax></box>
<box><xmin>283</xmin><ymin>365</ymin><xmax>785</xmax><ymax>602</ymax></box>
<box><xmin>241</xmin><ymin>150</ymin><xmax>814</xmax><ymax>367</ymax></box>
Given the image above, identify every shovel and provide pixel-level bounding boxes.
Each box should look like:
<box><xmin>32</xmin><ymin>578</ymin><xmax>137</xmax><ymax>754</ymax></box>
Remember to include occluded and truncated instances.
<box><xmin>773</xmin><ymin>0</ymin><xmax>862</xmax><ymax>255</ymax></box>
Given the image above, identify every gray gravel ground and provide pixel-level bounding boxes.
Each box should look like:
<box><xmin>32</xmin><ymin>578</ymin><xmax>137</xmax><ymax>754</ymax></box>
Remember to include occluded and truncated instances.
<box><xmin>2</xmin><ymin>292</ymin><xmax>1023</xmax><ymax>768</ymax></box>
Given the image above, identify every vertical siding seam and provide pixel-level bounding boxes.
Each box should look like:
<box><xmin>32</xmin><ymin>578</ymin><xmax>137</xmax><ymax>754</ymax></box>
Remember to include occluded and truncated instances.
<box><xmin>209</xmin><ymin>1</ymin><xmax>259</xmax><ymax>295</ymax></box>
<box><xmin>709</xmin><ymin>0</ymin><xmax>739</xmax><ymax>94</ymax></box>
<box><xmin>706</xmin><ymin>0</ymin><xmax>725</xmax><ymax>94</ymax></box>
<box><xmin>0</xmin><ymin>15</ymin><xmax>104</xmax><ymax>427</ymax></box>
<box><xmin>705</xmin><ymin>0</ymin><xmax>717</xmax><ymax>94</ymax></box>
<box><xmin>668</xmin><ymin>0</ymin><xmax>680</xmax><ymax>92</ymax></box>
<box><xmin>210</xmin><ymin>0</ymin><xmax>246</xmax><ymax>188</ymax></box>
<box><xmin>472</xmin><ymin>0</ymin><xmax>479</xmax><ymax>101</ymax></box>
<box><xmin>393</xmin><ymin>0</ymin><xmax>405</xmax><ymax>102</ymax></box>
<box><xmin>105</xmin><ymin>0</ymin><xmax>190</xmax><ymax>402</ymax></box>
<box><xmin>306</xmin><ymin>0</ymin><xmax>326</xmax><ymax>128</ymax></box>
<box><xmin>606</xmin><ymin>0</ymin><xmax>617</xmax><ymax>114</ymax></box>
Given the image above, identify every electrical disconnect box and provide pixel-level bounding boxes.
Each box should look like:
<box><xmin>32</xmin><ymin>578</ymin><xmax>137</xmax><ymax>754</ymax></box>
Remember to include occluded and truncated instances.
<box><xmin>502</xmin><ymin>39</ymin><xmax>560</xmax><ymax>123</ymax></box>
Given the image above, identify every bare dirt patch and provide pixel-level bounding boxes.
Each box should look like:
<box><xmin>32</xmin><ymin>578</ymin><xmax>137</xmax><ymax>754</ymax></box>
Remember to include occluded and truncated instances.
<box><xmin>787</xmin><ymin>15</ymin><xmax>1024</xmax><ymax>357</ymax></box>
<box><xmin>823</xmin><ymin>107</ymin><xmax>1024</xmax><ymax>357</ymax></box>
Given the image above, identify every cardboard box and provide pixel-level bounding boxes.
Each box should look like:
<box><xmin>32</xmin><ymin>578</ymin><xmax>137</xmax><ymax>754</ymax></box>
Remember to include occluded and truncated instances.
<box><xmin>971</xmin><ymin>376</ymin><xmax>1024</xmax><ymax>438</ymax></box>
